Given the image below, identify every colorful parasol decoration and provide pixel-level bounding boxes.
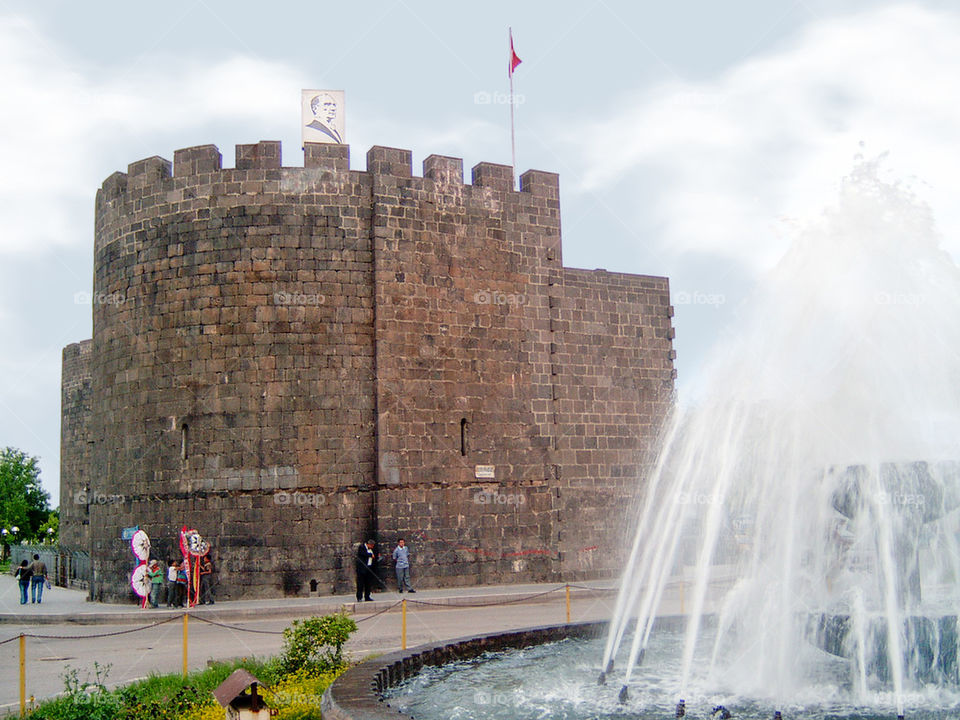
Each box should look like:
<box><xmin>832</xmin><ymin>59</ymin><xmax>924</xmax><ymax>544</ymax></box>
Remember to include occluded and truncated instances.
<box><xmin>131</xmin><ymin>529</ymin><xmax>151</xmax><ymax>562</ymax></box>
<box><xmin>130</xmin><ymin>563</ymin><xmax>151</xmax><ymax>599</ymax></box>
<box><xmin>179</xmin><ymin>527</ymin><xmax>209</xmax><ymax>607</ymax></box>
<box><xmin>129</xmin><ymin>528</ymin><xmax>151</xmax><ymax>608</ymax></box>
<box><xmin>181</xmin><ymin>529</ymin><xmax>209</xmax><ymax>557</ymax></box>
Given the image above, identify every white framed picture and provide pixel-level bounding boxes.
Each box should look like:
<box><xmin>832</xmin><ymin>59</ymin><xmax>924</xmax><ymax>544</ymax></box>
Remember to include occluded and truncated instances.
<box><xmin>302</xmin><ymin>89</ymin><xmax>345</xmax><ymax>145</ymax></box>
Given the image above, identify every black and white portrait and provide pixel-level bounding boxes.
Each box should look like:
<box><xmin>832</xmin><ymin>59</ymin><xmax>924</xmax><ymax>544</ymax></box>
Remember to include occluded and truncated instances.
<box><xmin>302</xmin><ymin>89</ymin><xmax>345</xmax><ymax>145</ymax></box>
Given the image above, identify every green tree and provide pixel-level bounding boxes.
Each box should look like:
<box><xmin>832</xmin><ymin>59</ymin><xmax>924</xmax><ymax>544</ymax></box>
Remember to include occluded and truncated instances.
<box><xmin>0</xmin><ymin>447</ymin><xmax>50</xmax><ymax>544</ymax></box>
<box><xmin>38</xmin><ymin>509</ymin><xmax>59</xmax><ymax>543</ymax></box>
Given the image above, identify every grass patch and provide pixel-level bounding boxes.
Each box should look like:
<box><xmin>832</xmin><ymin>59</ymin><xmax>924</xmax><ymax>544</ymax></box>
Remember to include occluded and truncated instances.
<box><xmin>26</xmin><ymin>612</ymin><xmax>356</xmax><ymax>720</ymax></box>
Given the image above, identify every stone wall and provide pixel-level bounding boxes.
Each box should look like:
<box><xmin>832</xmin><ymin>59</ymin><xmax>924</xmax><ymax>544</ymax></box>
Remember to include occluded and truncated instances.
<box><xmin>59</xmin><ymin>340</ymin><xmax>93</xmax><ymax>551</ymax></box>
<box><xmin>65</xmin><ymin>139</ymin><xmax>675</xmax><ymax>601</ymax></box>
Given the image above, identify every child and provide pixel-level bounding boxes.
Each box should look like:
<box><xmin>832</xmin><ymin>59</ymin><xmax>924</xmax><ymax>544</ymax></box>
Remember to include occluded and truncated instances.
<box><xmin>146</xmin><ymin>559</ymin><xmax>164</xmax><ymax>608</ymax></box>
<box><xmin>166</xmin><ymin>560</ymin><xmax>179</xmax><ymax>607</ymax></box>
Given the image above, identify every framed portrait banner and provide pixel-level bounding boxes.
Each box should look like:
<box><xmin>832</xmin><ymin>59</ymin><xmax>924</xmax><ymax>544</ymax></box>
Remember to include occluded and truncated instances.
<box><xmin>302</xmin><ymin>89</ymin><xmax>346</xmax><ymax>145</ymax></box>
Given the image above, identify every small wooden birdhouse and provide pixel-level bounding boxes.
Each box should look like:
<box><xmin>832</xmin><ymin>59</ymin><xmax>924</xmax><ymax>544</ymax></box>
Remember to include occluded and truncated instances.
<box><xmin>212</xmin><ymin>669</ymin><xmax>272</xmax><ymax>720</ymax></box>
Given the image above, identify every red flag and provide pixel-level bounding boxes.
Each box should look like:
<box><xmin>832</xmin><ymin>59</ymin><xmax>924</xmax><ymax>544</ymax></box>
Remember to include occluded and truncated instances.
<box><xmin>509</xmin><ymin>29</ymin><xmax>522</xmax><ymax>76</ymax></box>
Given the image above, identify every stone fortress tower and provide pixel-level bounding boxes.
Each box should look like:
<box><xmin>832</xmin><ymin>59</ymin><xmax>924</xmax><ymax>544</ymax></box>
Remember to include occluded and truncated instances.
<box><xmin>60</xmin><ymin>138</ymin><xmax>676</xmax><ymax>601</ymax></box>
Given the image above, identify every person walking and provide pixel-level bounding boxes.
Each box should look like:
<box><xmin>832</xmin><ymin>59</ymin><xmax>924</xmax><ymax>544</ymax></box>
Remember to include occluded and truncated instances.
<box><xmin>29</xmin><ymin>553</ymin><xmax>48</xmax><ymax>604</ymax></box>
<box><xmin>146</xmin><ymin>559</ymin><xmax>164</xmax><ymax>608</ymax></box>
<box><xmin>13</xmin><ymin>560</ymin><xmax>32</xmax><ymax>605</ymax></box>
<box><xmin>355</xmin><ymin>539</ymin><xmax>378</xmax><ymax>601</ymax></box>
<box><xmin>392</xmin><ymin>539</ymin><xmax>415</xmax><ymax>593</ymax></box>
<box><xmin>198</xmin><ymin>555</ymin><xmax>215</xmax><ymax>605</ymax></box>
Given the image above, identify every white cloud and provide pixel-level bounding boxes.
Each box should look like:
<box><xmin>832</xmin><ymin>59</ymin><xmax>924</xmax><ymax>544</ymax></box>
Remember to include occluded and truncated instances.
<box><xmin>571</xmin><ymin>4</ymin><xmax>960</xmax><ymax>276</ymax></box>
<box><xmin>0</xmin><ymin>15</ymin><xmax>305</xmax><ymax>255</ymax></box>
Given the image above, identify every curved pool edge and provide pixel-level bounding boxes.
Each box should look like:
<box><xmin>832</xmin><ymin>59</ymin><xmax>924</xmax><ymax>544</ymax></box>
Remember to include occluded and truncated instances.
<box><xmin>320</xmin><ymin>620</ymin><xmax>611</xmax><ymax>720</ymax></box>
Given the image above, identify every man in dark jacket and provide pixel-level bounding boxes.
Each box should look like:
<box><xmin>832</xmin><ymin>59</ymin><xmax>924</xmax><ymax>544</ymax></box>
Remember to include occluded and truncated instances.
<box><xmin>355</xmin><ymin>539</ymin><xmax>378</xmax><ymax>601</ymax></box>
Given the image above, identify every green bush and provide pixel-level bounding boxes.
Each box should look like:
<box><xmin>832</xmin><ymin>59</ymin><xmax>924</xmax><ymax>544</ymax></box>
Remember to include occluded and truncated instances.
<box><xmin>277</xmin><ymin>611</ymin><xmax>358</xmax><ymax>674</ymax></box>
<box><xmin>29</xmin><ymin>664</ymin><xmax>119</xmax><ymax>720</ymax></box>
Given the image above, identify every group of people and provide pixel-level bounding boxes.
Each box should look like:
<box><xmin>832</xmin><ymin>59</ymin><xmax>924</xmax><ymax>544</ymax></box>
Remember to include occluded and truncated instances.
<box><xmin>144</xmin><ymin>555</ymin><xmax>214</xmax><ymax>609</ymax></box>
<box><xmin>355</xmin><ymin>538</ymin><xmax>415</xmax><ymax>601</ymax></box>
<box><xmin>12</xmin><ymin>554</ymin><xmax>49</xmax><ymax>605</ymax></box>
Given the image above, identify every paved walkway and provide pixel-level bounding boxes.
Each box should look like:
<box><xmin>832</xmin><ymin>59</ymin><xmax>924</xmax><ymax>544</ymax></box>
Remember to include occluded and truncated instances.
<box><xmin>0</xmin><ymin>574</ymin><xmax>617</xmax><ymax>625</ymax></box>
<box><xmin>0</xmin><ymin>574</ymin><xmax>643</xmax><ymax>716</ymax></box>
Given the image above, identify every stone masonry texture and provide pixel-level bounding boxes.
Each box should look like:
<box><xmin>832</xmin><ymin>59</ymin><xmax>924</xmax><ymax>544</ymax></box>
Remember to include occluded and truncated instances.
<box><xmin>59</xmin><ymin>140</ymin><xmax>676</xmax><ymax>601</ymax></box>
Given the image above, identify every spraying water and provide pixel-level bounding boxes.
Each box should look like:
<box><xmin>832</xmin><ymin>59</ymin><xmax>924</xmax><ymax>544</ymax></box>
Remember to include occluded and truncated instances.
<box><xmin>604</xmin><ymin>156</ymin><xmax>960</xmax><ymax>713</ymax></box>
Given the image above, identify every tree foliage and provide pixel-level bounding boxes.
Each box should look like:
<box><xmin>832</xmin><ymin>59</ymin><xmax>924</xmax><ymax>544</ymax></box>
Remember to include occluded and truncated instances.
<box><xmin>0</xmin><ymin>446</ymin><xmax>50</xmax><ymax>542</ymax></box>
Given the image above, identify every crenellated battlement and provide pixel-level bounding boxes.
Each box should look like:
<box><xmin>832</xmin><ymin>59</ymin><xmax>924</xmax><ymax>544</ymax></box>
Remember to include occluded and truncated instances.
<box><xmin>97</xmin><ymin>140</ymin><xmax>559</xmax><ymax>206</ymax></box>
<box><xmin>93</xmin><ymin>140</ymin><xmax>561</xmax><ymax>260</ymax></box>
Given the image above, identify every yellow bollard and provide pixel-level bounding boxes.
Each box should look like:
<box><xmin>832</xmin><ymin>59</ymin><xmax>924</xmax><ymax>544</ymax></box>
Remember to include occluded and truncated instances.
<box><xmin>19</xmin><ymin>634</ymin><xmax>25</xmax><ymax>718</ymax></box>
<box><xmin>565</xmin><ymin>584</ymin><xmax>571</xmax><ymax>624</ymax></box>
<box><xmin>182</xmin><ymin>612</ymin><xmax>188</xmax><ymax>678</ymax></box>
<box><xmin>401</xmin><ymin>599</ymin><xmax>407</xmax><ymax>650</ymax></box>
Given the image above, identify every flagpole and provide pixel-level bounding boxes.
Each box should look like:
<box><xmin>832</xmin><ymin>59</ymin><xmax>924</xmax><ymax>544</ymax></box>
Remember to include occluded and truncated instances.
<box><xmin>509</xmin><ymin>27</ymin><xmax>518</xmax><ymax>190</ymax></box>
<box><xmin>510</xmin><ymin>71</ymin><xmax>517</xmax><ymax>189</ymax></box>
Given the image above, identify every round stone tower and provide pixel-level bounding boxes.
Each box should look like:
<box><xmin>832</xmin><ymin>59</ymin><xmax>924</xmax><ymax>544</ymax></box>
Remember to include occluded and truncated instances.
<box><xmin>89</xmin><ymin>141</ymin><xmax>376</xmax><ymax>600</ymax></box>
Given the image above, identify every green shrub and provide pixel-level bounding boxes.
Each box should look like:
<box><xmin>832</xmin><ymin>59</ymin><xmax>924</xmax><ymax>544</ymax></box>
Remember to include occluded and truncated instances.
<box><xmin>277</xmin><ymin>612</ymin><xmax>357</xmax><ymax>675</ymax></box>
<box><xmin>29</xmin><ymin>664</ymin><xmax>119</xmax><ymax>720</ymax></box>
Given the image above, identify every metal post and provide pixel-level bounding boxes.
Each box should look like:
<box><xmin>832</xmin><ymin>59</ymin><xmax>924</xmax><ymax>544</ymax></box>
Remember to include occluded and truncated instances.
<box><xmin>679</xmin><ymin>582</ymin><xmax>685</xmax><ymax>614</ymax></box>
<box><xmin>401</xmin><ymin>599</ymin><xmax>407</xmax><ymax>650</ymax></box>
<box><xmin>565</xmin><ymin>584</ymin><xmax>571</xmax><ymax>624</ymax></box>
<box><xmin>182</xmin><ymin>613</ymin><xmax>188</xmax><ymax>677</ymax></box>
<box><xmin>19</xmin><ymin>634</ymin><xmax>26</xmax><ymax>717</ymax></box>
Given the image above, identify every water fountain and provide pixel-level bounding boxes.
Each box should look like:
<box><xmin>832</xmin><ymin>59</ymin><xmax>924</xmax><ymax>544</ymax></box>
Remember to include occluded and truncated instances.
<box><xmin>600</xmin><ymin>157</ymin><xmax>960</xmax><ymax>718</ymax></box>
<box><xmin>331</xmin><ymin>159</ymin><xmax>960</xmax><ymax>719</ymax></box>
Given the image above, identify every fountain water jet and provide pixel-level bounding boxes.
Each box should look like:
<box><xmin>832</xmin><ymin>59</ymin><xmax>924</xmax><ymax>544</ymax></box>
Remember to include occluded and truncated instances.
<box><xmin>604</xmin><ymin>157</ymin><xmax>960</xmax><ymax>715</ymax></box>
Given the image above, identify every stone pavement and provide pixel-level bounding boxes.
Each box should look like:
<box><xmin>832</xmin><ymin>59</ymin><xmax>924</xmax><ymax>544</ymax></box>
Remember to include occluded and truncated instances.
<box><xmin>0</xmin><ymin>573</ymin><xmax>617</xmax><ymax>625</ymax></box>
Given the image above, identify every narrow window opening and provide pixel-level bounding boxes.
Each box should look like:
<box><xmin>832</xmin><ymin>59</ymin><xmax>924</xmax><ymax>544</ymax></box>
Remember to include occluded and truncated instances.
<box><xmin>181</xmin><ymin>423</ymin><xmax>189</xmax><ymax>461</ymax></box>
<box><xmin>460</xmin><ymin>418</ymin><xmax>468</xmax><ymax>456</ymax></box>
<box><xmin>309</xmin><ymin>579</ymin><xmax>318</xmax><ymax>593</ymax></box>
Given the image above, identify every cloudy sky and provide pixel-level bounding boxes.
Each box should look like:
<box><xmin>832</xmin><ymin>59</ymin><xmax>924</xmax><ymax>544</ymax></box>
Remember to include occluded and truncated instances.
<box><xmin>3</xmin><ymin>0</ymin><xmax>960</xmax><ymax>504</ymax></box>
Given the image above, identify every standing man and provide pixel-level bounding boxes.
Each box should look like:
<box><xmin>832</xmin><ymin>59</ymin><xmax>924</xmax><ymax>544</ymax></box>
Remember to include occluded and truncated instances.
<box><xmin>199</xmin><ymin>554</ymin><xmax>215</xmax><ymax>605</ymax></box>
<box><xmin>30</xmin><ymin>553</ymin><xmax>48</xmax><ymax>604</ymax></box>
<box><xmin>355</xmin><ymin>539</ymin><xmax>378</xmax><ymax>602</ymax></box>
<box><xmin>392</xmin><ymin>539</ymin><xmax>416</xmax><ymax>593</ymax></box>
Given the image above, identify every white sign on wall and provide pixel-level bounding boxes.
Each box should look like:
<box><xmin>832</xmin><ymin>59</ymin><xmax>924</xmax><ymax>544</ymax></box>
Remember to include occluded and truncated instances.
<box><xmin>301</xmin><ymin>89</ymin><xmax>346</xmax><ymax>145</ymax></box>
<box><xmin>475</xmin><ymin>465</ymin><xmax>496</xmax><ymax>479</ymax></box>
